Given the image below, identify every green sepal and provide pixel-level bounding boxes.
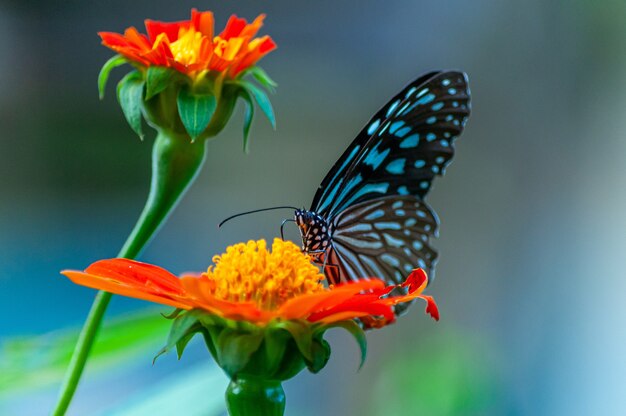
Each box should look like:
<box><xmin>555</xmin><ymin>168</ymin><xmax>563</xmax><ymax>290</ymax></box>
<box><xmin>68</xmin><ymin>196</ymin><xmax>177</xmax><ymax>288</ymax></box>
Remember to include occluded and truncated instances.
<box><xmin>307</xmin><ymin>338</ymin><xmax>331</xmax><ymax>373</ymax></box>
<box><xmin>273</xmin><ymin>320</ymin><xmax>314</xmax><ymax>362</ymax></box>
<box><xmin>146</xmin><ymin>66</ymin><xmax>177</xmax><ymax>100</ymax></box>
<box><xmin>245</xmin><ymin>66</ymin><xmax>277</xmax><ymax>93</ymax></box>
<box><xmin>116</xmin><ymin>71</ymin><xmax>145</xmax><ymax>140</ymax></box>
<box><xmin>153</xmin><ymin>309</ymin><xmax>202</xmax><ymax>362</ymax></box>
<box><xmin>161</xmin><ymin>308</ymin><xmax>185</xmax><ymax>319</ymax></box>
<box><xmin>316</xmin><ymin>320</ymin><xmax>368</xmax><ymax>370</ymax></box>
<box><xmin>262</xmin><ymin>327</ymin><xmax>289</xmax><ymax>375</ymax></box>
<box><xmin>98</xmin><ymin>54</ymin><xmax>126</xmax><ymax>99</ymax></box>
<box><xmin>175</xmin><ymin>327</ymin><xmax>200</xmax><ymax>360</ymax></box>
<box><xmin>240</xmin><ymin>80</ymin><xmax>276</xmax><ymax>129</ymax></box>
<box><xmin>176</xmin><ymin>85</ymin><xmax>217</xmax><ymax>141</ymax></box>
<box><xmin>216</xmin><ymin>328</ymin><xmax>264</xmax><ymax>377</ymax></box>
<box><xmin>238</xmin><ymin>88</ymin><xmax>255</xmax><ymax>152</ymax></box>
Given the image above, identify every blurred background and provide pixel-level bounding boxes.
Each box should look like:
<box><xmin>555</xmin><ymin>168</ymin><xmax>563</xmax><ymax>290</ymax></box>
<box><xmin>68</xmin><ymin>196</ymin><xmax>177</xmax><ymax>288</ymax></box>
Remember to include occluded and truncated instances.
<box><xmin>1</xmin><ymin>0</ymin><xmax>625</xmax><ymax>414</ymax></box>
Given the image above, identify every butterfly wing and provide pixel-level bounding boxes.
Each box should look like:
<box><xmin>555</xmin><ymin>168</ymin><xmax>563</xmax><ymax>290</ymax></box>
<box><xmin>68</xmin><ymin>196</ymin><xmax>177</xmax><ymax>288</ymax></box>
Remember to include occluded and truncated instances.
<box><xmin>311</xmin><ymin>71</ymin><xmax>470</xmax><ymax>219</ymax></box>
<box><xmin>326</xmin><ymin>195</ymin><xmax>438</xmax><ymax>284</ymax></box>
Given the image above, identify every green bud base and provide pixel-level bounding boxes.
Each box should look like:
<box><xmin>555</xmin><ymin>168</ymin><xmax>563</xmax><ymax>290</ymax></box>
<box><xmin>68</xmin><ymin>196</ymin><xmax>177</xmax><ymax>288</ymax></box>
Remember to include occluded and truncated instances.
<box><xmin>226</xmin><ymin>377</ymin><xmax>285</xmax><ymax>416</ymax></box>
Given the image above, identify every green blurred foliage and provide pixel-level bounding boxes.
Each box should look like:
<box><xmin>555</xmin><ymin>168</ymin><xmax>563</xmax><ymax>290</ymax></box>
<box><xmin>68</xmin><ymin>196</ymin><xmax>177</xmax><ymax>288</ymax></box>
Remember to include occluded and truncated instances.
<box><xmin>0</xmin><ymin>308</ymin><xmax>169</xmax><ymax>394</ymax></box>
<box><xmin>366</xmin><ymin>331</ymin><xmax>504</xmax><ymax>416</ymax></box>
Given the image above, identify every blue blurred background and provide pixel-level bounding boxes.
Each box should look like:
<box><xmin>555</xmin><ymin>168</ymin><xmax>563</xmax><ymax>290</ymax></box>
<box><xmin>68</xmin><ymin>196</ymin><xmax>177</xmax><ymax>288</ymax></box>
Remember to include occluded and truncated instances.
<box><xmin>2</xmin><ymin>0</ymin><xmax>626</xmax><ymax>414</ymax></box>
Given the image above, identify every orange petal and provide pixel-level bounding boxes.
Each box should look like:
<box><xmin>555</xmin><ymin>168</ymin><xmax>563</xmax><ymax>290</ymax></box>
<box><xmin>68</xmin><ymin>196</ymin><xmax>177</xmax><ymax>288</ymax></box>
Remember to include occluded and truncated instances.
<box><xmin>144</xmin><ymin>19</ymin><xmax>188</xmax><ymax>43</ymax></box>
<box><xmin>180</xmin><ymin>275</ymin><xmax>270</xmax><ymax>322</ymax></box>
<box><xmin>191</xmin><ymin>9</ymin><xmax>214</xmax><ymax>38</ymax></box>
<box><xmin>309</xmin><ymin>302</ymin><xmax>395</xmax><ymax>325</ymax></box>
<box><xmin>85</xmin><ymin>258</ymin><xmax>184</xmax><ymax>295</ymax></box>
<box><xmin>99</xmin><ymin>32</ymin><xmax>132</xmax><ymax>48</ymax></box>
<box><xmin>239</xmin><ymin>14</ymin><xmax>265</xmax><ymax>39</ymax></box>
<box><xmin>420</xmin><ymin>295</ymin><xmax>439</xmax><ymax>321</ymax></box>
<box><xmin>220</xmin><ymin>15</ymin><xmax>247</xmax><ymax>39</ymax></box>
<box><xmin>277</xmin><ymin>279</ymin><xmax>387</xmax><ymax>319</ymax></box>
<box><xmin>122</xmin><ymin>27</ymin><xmax>151</xmax><ymax>50</ymax></box>
<box><xmin>62</xmin><ymin>271</ymin><xmax>191</xmax><ymax>310</ymax></box>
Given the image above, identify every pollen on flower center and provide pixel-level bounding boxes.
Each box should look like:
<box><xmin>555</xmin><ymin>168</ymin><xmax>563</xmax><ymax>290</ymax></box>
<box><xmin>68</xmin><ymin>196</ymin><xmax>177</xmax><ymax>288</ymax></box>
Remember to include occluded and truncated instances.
<box><xmin>203</xmin><ymin>239</ymin><xmax>326</xmax><ymax>310</ymax></box>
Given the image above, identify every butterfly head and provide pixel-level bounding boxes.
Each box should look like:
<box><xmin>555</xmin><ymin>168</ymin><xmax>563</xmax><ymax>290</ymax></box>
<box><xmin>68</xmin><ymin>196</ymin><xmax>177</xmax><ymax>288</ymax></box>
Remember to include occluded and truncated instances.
<box><xmin>294</xmin><ymin>209</ymin><xmax>331</xmax><ymax>256</ymax></box>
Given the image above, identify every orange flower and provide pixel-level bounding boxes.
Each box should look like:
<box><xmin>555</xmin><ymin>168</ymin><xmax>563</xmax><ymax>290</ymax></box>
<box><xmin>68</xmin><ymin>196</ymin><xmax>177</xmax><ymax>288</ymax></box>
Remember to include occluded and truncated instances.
<box><xmin>99</xmin><ymin>9</ymin><xmax>276</xmax><ymax>78</ymax></box>
<box><xmin>62</xmin><ymin>239</ymin><xmax>438</xmax><ymax>327</ymax></box>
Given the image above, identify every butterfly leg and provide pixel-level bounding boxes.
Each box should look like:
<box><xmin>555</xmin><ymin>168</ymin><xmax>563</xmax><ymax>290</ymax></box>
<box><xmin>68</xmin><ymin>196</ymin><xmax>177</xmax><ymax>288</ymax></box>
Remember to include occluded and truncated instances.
<box><xmin>280</xmin><ymin>219</ymin><xmax>295</xmax><ymax>240</ymax></box>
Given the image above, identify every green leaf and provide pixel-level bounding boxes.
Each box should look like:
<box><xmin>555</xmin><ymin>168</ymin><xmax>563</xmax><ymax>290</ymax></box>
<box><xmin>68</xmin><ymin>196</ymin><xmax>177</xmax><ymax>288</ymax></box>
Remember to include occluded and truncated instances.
<box><xmin>241</xmin><ymin>80</ymin><xmax>276</xmax><ymax>129</ymax></box>
<box><xmin>98</xmin><ymin>54</ymin><xmax>126</xmax><ymax>99</ymax></box>
<box><xmin>317</xmin><ymin>320</ymin><xmax>368</xmax><ymax>370</ymax></box>
<box><xmin>117</xmin><ymin>71</ymin><xmax>145</xmax><ymax>139</ymax></box>
<box><xmin>177</xmin><ymin>86</ymin><xmax>217</xmax><ymax>141</ymax></box>
<box><xmin>146</xmin><ymin>66</ymin><xmax>176</xmax><ymax>99</ymax></box>
<box><xmin>239</xmin><ymin>89</ymin><xmax>254</xmax><ymax>152</ymax></box>
<box><xmin>216</xmin><ymin>329</ymin><xmax>263</xmax><ymax>376</ymax></box>
<box><xmin>246</xmin><ymin>66</ymin><xmax>277</xmax><ymax>93</ymax></box>
<box><xmin>274</xmin><ymin>320</ymin><xmax>314</xmax><ymax>362</ymax></box>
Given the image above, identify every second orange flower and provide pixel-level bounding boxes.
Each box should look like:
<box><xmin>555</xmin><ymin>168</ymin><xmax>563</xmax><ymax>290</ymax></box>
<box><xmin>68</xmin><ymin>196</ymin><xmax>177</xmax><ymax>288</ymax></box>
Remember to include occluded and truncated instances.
<box><xmin>99</xmin><ymin>9</ymin><xmax>276</xmax><ymax>78</ymax></box>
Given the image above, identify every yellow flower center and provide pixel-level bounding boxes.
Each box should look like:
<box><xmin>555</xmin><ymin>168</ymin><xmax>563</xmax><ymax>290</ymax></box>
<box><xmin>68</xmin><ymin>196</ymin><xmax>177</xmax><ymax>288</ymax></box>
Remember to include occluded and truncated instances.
<box><xmin>170</xmin><ymin>27</ymin><xmax>204</xmax><ymax>66</ymax></box>
<box><xmin>203</xmin><ymin>239</ymin><xmax>326</xmax><ymax>310</ymax></box>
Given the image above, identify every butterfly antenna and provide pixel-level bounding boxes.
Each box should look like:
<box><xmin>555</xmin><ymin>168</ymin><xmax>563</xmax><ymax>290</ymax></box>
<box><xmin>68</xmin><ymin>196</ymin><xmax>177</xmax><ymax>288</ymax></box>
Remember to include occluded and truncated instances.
<box><xmin>218</xmin><ymin>206</ymin><xmax>299</xmax><ymax>228</ymax></box>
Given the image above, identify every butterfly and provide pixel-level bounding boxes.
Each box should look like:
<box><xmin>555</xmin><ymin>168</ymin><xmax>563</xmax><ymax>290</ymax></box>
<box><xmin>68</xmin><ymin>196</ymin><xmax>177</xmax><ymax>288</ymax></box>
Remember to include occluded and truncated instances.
<box><xmin>291</xmin><ymin>70</ymin><xmax>470</xmax><ymax>313</ymax></box>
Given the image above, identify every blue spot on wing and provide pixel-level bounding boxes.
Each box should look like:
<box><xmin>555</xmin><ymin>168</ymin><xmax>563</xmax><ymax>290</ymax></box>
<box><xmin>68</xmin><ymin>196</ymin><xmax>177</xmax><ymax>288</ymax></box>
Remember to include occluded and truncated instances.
<box><xmin>316</xmin><ymin>179</ymin><xmax>342</xmax><ymax>213</ymax></box>
<box><xmin>397</xmin><ymin>101</ymin><xmax>411</xmax><ymax>115</ymax></box>
<box><xmin>389</xmin><ymin>121</ymin><xmax>405</xmax><ymax>134</ymax></box>
<box><xmin>400</xmin><ymin>134</ymin><xmax>419</xmax><ymax>148</ymax></box>
<box><xmin>432</xmin><ymin>102</ymin><xmax>444</xmax><ymax>111</ymax></box>
<box><xmin>378</xmin><ymin>222</ymin><xmax>402</xmax><ymax>230</ymax></box>
<box><xmin>338</xmin><ymin>182</ymin><xmax>390</xmax><ymax>213</ymax></box>
<box><xmin>378</xmin><ymin>121</ymin><xmax>390</xmax><ymax>135</ymax></box>
<box><xmin>381</xmin><ymin>254</ymin><xmax>400</xmax><ymax>267</ymax></box>
<box><xmin>416</xmin><ymin>93</ymin><xmax>435</xmax><ymax>105</ymax></box>
<box><xmin>386</xmin><ymin>100</ymin><xmax>400</xmax><ymax>117</ymax></box>
<box><xmin>328</xmin><ymin>174</ymin><xmax>364</xmax><ymax>213</ymax></box>
<box><xmin>385</xmin><ymin>158</ymin><xmax>406</xmax><ymax>174</ymax></box>
<box><xmin>395</xmin><ymin>126</ymin><xmax>411</xmax><ymax>138</ymax></box>
<box><xmin>367</xmin><ymin>119</ymin><xmax>380</xmax><ymax>135</ymax></box>
<box><xmin>363</xmin><ymin>145</ymin><xmax>390</xmax><ymax>170</ymax></box>
<box><xmin>399</xmin><ymin>93</ymin><xmax>435</xmax><ymax>116</ymax></box>
<box><xmin>315</xmin><ymin>144</ymin><xmax>361</xmax><ymax>213</ymax></box>
<box><xmin>365</xmin><ymin>209</ymin><xmax>385</xmax><ymax>220</ymax></box>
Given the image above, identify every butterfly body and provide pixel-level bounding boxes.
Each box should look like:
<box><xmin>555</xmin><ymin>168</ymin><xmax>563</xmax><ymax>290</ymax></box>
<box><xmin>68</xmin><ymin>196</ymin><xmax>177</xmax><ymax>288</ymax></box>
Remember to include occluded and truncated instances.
<box><xmin>294</xmin><ymin>209</ymin><xmax>332</xmax><ymax>258</ymax></box>
<box><xmin>294</xmin><ymin>70</ymin><xmax>470</xmax><ymax>306</ymax></box>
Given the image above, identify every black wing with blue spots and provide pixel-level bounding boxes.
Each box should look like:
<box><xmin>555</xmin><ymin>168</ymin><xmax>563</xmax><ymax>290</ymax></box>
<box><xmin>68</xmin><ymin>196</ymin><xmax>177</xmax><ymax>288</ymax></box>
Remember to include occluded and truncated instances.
<box><xmin>310</xmin><ymin>71</ymin><xmax>470</xmax><ymax>219</ymax></box>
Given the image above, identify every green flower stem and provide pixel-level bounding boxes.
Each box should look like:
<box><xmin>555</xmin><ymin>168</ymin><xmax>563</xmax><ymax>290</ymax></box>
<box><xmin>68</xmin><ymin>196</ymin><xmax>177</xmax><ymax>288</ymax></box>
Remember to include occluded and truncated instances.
<box><xmin>226</xmin><ymin>377</ymin><xmax>286</xmax><ymax>416</ymax></box>
<box><xmin>53</xmin><ymin>131</ymin><xmax>207</xmax><ymax>416</ymax></box>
